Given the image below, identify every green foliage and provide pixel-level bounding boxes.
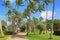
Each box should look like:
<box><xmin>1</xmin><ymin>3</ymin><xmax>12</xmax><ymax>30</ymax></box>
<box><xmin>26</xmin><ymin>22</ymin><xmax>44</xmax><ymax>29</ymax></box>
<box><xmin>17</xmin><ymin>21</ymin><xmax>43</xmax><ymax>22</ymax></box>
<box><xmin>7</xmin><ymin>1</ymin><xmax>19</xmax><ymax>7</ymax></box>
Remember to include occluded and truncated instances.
<box><xmin>4</xmin><ymin>31</ymin><xmax>14</xmax><ymax>35</ymax></box>
<box><xmin>53</xmin><ymin>20</ymin><xmax>60</xmax><ymax>29</ymax></box>
<box><xmin>44</xmin><ymin>0</ymin><xmax>53</xmax><ymax>5</ymax></box>
<box><xmin>33</xmin><ymin>17</ymin><xmax>38</xmax><ymax>25</ymax></box>
<box><xmin>33</xmin><ymin>0</ymin><xmax>40</xmax><ymax>3</ymax></box>
<box><xmin>27</xmin><ymin>33</ymin><xmax>60</xmax><ymax>40</ymax></box>
<box><xmin>20</xmin><ymin>26</ymin><xmax>25</xmax><ymax>32</ymax></box>
<box><xmin>38</xmin><ymin>4</ymin><xmax>45</xmax><ymax>12</ymax></box>
<box><xmin>37</xmin><ymin>23</ymin><xmax>46</xmax><ymax>31</ymax></box>
<box><xmin>0</xmin><ymin>35</ymin><xmax>8</xmax><ymax>40</ymax></box>
<box><xmin>3</xmin><ymin>0</ymin><xmax>11</xmax><ymax>8</ymax></box>
<box><xmin>1</xmin><ymin>20</ymin><xmax>7</xmax><ymax>31</ymax></box>
<box><xmin>47</xmin><ymin>20</ymin><xmax>60</xmax><ymax>29</ymax></box>
<box><xmin>2</xmin><ymin>0</ymin><xmax>54</xmax><ymax>35</ymax></box>
<box><xmin>16</xmin><ymin>0</ymin><xmax>23</xmax><ymax>6</ymax></box>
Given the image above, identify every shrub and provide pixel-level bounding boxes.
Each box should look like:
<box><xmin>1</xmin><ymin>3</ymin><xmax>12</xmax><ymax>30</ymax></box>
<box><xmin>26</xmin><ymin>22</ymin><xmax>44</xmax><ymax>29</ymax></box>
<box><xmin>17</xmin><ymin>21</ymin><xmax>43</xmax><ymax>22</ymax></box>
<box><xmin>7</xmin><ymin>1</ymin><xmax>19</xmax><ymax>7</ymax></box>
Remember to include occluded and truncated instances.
<box><xmin>4</xmin><ymin>31</ymin><xmax>14</xmax><ymax>35</ymax></box>
<box><xmin>36</xmin><ymin>23</ymin><xmax>45</xmax><ymax>34</ymax></box>
<box><xmin>54</xmin><ymin>31</ymin><xmax>60</xmax><ymax>35</ymax></box>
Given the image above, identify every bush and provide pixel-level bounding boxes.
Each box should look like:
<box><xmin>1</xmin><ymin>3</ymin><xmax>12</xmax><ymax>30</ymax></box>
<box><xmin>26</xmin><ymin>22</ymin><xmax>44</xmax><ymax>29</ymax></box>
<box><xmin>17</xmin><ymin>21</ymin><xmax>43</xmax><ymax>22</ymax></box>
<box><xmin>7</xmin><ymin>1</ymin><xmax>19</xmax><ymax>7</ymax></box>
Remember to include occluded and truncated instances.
<box><xmin>20</xmin><ymin>26</ymin><xmax>25</xmax><ymax>32</ymax></box>
<box><xmin>54</xmin><ymin>31</ymin><xmax>60</xmax><ymax>35</ymax></box>
<box><xmin>36</xmin><ymin>23</ymin><xmax>45</xmax><ymax>34</ymax></box>
<box><xmin>4</xmin><ymin>31</ymin><xmax>14</xmax><ymax>35</ymax></box>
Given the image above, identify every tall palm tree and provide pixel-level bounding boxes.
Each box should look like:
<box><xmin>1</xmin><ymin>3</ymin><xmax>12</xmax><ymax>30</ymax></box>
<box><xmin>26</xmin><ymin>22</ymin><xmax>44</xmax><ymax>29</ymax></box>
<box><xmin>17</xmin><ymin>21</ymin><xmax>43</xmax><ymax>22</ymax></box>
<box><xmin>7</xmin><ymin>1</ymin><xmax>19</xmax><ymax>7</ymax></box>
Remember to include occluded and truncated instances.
<box><xmin>24</xmin><ymin>9</ymin><xmax>31</xmax><ymax>33</ymax></box>
<box><xmin>44</xmin><ymin>0</ymin><xmax>53</xmax><ymax>34</ymax></box>
<box><xmin>44</xmin><ymin>0</ymin><xmax>54</xmax><ymax>40</ymax></box>
<box><xmin>12</xmin><ymin>8</ymin><xmax>22</xmax><ymax>32</ymax></box>
<box><xmin>44</xmin><ymin>0</ymin><xmax>48</xmax><ymax>33</ymax></box>
<box><xmin>50</xmin><ymin>0</ymin><xmax>55</xmax><ymax>40</ymax></box>
<box><xmin>2</xmin><ymin>0</ymin><xmax>12</xmax><ymax>32</ymax></box>
<box><xmin>33</xmin><ymin>17</ymin><xmax>38</xmax><ymax>34</ymax></box>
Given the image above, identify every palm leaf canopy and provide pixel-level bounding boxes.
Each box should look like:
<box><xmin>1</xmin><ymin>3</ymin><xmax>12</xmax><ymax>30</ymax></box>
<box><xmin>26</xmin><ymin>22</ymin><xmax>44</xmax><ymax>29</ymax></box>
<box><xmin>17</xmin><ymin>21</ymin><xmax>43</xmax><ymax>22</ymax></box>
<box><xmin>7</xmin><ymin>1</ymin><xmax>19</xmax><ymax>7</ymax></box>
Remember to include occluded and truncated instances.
<box><xmin>33</xmin><ymin>0</ymin><xmax>40</xmax><ymax>3</ymax></box>
<box><xmin>27</xmin><ymin>1</ymin><xmax>36</xmax><ymax>13</ymax></box>
<box><xmin>38</xmin><ymin>4</ymin><xmax>45</xmax><ymax>12</ymax></box>
<box><xmin>16</xmin><ymin>0</ymin><xmax>23</xmax><ymax>6</ymax></box>
<box><xmin>3</xmin><ymin>0</ymin><xmax>11</xmax><ymax>8</ymax></box>
<box><xmin>44</xmin><ymin>0</ymin><xmax>53</xmax><ymax>5</ymax></box>
<box><xmin>24</xmin><ymin>9</ymin><xmax>30</xmax><ymax>17</ymax></box>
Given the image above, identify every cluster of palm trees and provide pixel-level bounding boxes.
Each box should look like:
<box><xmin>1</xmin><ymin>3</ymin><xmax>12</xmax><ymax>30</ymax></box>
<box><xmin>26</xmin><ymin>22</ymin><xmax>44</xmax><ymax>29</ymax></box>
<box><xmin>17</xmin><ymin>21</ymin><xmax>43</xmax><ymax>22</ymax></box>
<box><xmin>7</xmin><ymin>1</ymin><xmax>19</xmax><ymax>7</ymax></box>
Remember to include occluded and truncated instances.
<box><xmin>0</xmin><ymin>0</ymin><xmax>55</xmax><ymax>40</ymax></box>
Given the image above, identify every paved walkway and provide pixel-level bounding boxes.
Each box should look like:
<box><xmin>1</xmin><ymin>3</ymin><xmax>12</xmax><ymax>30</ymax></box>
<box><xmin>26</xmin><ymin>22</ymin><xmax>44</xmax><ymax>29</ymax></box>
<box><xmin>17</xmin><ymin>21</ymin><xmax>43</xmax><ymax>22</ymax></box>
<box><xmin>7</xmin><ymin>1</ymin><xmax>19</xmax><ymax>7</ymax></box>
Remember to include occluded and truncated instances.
<box><xmin>7</xmin><ymin>33</ymin><xmax>29</xmax><ymax>40</ymax></box>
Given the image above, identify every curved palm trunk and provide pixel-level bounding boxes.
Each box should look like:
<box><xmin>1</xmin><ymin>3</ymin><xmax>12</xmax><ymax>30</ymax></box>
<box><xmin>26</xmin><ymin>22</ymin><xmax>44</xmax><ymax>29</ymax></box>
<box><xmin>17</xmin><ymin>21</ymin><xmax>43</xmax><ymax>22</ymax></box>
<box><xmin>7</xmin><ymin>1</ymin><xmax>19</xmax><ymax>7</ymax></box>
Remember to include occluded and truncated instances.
<box><xmin>29</xmin><ymin>17</ymin><xmax>31</xmax><ymax>33</ymax></box>
<box><xmin>34</xmin><ymin>25</ymin><xmax>36</xmax><ymax>34</ymax></box>
<box><xmin>0</xmin><ymin>20</ymin><xmax>4</xmax><ymax>37</ymax></box>
<box><xmin>40</xmin><ymin>13</ymin><xmax>41</xmax><ymax>22</ymax></box>
<box><xmin>50</xmin><ymin>0</ymin><xmax>55</xmax><ymax>40</ymax></box>
<box><xmin>26</xmin><ymin>23</ymin><xmax>29</xmax><ymax>35</ymax></box>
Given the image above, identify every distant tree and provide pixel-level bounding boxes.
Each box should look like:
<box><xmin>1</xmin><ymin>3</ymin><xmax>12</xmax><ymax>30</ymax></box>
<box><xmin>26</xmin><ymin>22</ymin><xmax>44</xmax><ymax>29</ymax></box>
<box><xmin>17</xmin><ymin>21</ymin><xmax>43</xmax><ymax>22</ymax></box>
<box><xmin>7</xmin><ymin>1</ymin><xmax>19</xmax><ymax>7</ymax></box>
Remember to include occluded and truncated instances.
<box><xmin>53</xmin><ymin>20</ymin><xmax>60</xmax><ymax>29</ymax></box>
<box><xmin>2</xmin><ymin>20</ymin><xmax>7</xmax><ymax>31</ymax></box>
<box><xmin>47</xmin><ymin>20</ymin><xmax>60</xmax><ymax>30</ymax></box>
<box><xmin>37</xmin><ymin>23</ymin><xmax>45</xmax><ymax>34</ymax></box>
<box><xmin>39</xmin><ymin>16</ymin><xmax>44</xmax><ymax>22</ymax></box>
<box><xmin>33</xmin><ymin>17</ymin><xmax>38</xmax><ymax>34</ymax></box>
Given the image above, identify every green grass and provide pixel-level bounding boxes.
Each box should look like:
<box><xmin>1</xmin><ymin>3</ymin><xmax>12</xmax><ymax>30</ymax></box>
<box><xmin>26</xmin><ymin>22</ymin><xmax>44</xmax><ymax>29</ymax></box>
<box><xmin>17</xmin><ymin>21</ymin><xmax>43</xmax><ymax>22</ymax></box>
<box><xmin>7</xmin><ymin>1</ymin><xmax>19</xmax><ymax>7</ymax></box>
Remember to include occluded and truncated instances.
<box><xmin>0</xmin><ymin>35</ymin><xmax>8</xmax><ymax>40</ymax></box>
<box><xmin>27</xmin><ymin>33</ymin><xmax>60</xmax><ymax>40</ymax></box>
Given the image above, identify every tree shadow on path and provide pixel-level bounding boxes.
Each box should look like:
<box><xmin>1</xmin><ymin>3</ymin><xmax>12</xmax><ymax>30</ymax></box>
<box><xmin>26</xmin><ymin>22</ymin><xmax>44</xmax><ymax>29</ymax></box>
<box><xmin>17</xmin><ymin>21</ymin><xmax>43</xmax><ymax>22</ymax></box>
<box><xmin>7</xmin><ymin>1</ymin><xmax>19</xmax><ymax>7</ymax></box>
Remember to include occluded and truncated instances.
<box><xmin>11</xmin><ymin>33</ymin><xmax>26</xmax><ymax>39</ymax></box>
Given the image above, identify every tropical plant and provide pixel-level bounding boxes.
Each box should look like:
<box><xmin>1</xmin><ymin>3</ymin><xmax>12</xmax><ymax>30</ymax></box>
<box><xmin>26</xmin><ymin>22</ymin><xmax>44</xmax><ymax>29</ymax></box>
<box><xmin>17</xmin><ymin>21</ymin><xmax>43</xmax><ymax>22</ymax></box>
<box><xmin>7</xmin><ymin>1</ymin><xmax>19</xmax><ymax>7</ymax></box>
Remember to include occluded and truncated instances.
<box><xmin>37</xmin><ymin>22</ymin><xmax>46</xmax><ymax>34</ymax></box>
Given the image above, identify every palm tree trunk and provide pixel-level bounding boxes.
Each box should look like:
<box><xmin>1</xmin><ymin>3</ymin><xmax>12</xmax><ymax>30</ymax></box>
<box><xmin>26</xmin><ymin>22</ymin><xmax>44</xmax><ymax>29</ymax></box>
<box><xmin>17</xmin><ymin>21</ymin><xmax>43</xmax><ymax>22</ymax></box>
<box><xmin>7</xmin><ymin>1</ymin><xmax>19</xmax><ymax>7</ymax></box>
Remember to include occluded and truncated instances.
<box><xmin>29</xmin><ymin>17</ymin><xmax>31</xmax><ymax>33</ymax></box>
<box><xmin>0</xmin><ymin>20</ymin><xmax>4</xmax><ymax>37</ymax></box>
<box><xmin>26</xmin><ymin>23</ymin><xmax>29</xmax><ymax>35</ymax></box>
<box><xmin>34</xmin><ymin>25</ymin><xmax>36</xmax><ymax>34</ymax></box>
<box><xmin>50</xmin><ymin>0</ymin><xmax>55</xmax><ymax>40</ymax></box>
<box><xmin>25</xmin><ymin>24</ymin><xmax>27</xmax><ymax>32</ymax></box>
<box><xmin>45</xmin><ymin>5</ymin><xmax>48</xmax><ymax>33</ymax></box>
<box><xmin>40</xmin><ymin>13</ymin><xmax>41</xmax><ymax>22</ymax></box>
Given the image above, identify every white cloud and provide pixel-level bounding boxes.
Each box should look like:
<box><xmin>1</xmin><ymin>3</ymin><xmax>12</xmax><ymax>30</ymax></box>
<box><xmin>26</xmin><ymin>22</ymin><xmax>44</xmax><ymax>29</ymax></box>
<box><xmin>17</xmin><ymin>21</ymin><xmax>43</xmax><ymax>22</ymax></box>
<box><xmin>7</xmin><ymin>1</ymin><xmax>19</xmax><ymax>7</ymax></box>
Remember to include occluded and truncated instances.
<box><xmin>10</xmin><ymin>0</ymin><xmax>15</xmax><ymax>3</ymax></box>
<box><xmin>41</xmin><ymin>11</ymin><xmax>55</xmax><ymax>20</ymax></box>
<box><xmin>0</xmin><ymin>15</ymin><xmax>2</xmax><ymax>19</ymax></box>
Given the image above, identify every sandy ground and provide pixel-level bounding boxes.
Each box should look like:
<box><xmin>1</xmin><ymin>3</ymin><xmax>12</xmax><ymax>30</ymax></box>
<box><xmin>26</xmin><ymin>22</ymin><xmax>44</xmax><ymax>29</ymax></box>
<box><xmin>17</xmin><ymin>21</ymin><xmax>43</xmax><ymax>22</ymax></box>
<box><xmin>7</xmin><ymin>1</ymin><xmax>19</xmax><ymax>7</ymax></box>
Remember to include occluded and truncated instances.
<box><xmin>7</xmin><ymin>33</ymin><xmax>29</xmax><ymax>40</ymax></box>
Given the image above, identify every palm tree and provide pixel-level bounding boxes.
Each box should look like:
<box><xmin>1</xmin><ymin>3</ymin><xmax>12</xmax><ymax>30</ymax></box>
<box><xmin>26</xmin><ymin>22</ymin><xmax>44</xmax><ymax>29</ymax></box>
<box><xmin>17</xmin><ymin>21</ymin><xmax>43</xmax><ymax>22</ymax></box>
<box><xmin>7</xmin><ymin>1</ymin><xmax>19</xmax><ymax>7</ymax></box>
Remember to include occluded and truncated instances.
<box><xmin>44</xmin><ymin>0</ymin><xmax>54</xmax><ymax>40</ymax></box>
<box><xmin>44</xmin><ymin>0</ymin><xmax>53</xmax><ymax>34</ymax></box>
<box><xmin>33</xmin><ymin>17</ymin><xmax>38</xmax><ymax>34</ymax></box>
<box><xmin>50</xmin><ymin>0</ymin><xmax>55</xmax><ymax>40</ymax></box>
<box><xmin>45</xmin><ymin>5</ymin><xmax>48</xmax><ymax>33</ymax></box>
<box><xmin>44</xmin><ymin>0</ymin><xmax>48</xmax><ymax>33</ymax></box>
<box><xmin>12</xmin><ymin>8</ymin><xmax>22</xmax><ymax>32</ymax></box>
<box><xmin>24</xmin><ymin>9</ymin><xmax>31</xmax><ymax>33</ymax></box>
<box><xmin>37</xmin><ymin>3</ymin><xmax>45</xmax><ymax>22</ymax></box>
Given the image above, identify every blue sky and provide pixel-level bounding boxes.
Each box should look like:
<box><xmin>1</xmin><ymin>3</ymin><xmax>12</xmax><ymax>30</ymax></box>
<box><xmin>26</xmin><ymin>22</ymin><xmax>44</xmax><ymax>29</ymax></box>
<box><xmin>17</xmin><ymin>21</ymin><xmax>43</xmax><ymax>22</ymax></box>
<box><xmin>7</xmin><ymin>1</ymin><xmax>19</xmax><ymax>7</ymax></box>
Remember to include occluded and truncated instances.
<box><xmin>0</xmin><ymin>0</ymin><xmax>60</xmax><ymax>21</ymax></box>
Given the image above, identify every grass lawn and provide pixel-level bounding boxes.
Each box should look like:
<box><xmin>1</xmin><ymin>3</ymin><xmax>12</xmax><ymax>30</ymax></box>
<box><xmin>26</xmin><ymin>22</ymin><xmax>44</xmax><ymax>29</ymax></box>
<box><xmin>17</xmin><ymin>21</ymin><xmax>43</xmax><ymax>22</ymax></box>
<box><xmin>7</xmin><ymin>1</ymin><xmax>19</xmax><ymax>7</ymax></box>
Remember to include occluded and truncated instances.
<box><xmin>27</xmin><ymin>33</ymin><xmax>60</xmax><ymax>40</ymax></box>
<box><xmin>0</xmin><ymin>35</ymin><xmax>8</xmax><ymax>40</ymax></box>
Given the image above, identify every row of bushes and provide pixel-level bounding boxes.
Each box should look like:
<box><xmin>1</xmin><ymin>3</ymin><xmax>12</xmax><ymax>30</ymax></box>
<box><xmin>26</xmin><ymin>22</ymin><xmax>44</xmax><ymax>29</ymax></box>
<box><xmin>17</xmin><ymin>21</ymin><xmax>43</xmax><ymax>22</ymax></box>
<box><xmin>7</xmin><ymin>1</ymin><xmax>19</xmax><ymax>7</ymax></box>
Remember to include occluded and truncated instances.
<box><xmin>54</xmin><ymin>31</ymin><xmax>60</xmax><ymax>35</ymax></box>
<box><xmin>4</xmin><ymin>30</ymin><xmax>17</xmax><ymax>35</ymax></box>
